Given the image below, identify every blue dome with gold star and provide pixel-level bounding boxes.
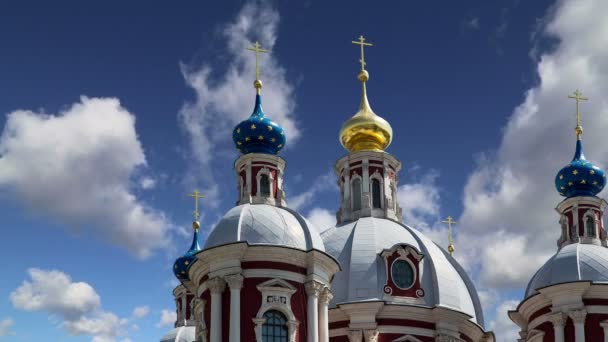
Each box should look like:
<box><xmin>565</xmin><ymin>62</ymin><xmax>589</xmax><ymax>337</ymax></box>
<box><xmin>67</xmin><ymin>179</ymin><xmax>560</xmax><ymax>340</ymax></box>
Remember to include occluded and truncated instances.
<box><xmin>173</xmin><ymin>224</ymin><xmax>201</xmax><ymax>281</ymax></box>
<box><xmin>232</xmin><ymin>94</ymin><xmax>285</xmax><ymax>154</ymax></box>
<box><xmin>555</xmin><ymin>139</ymin><xmax>606</xmax><ymax>198</ymax></box>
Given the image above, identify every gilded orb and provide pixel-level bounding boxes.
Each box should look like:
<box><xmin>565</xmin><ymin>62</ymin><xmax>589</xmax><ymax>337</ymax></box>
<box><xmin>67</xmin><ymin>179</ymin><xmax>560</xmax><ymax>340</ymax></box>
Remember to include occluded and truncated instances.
<box><xmin>192</xmin><ymin>220</ymin><xmax>201</xmax><ymax>230</ymax></box>
<box><xmin>253</xmin><ymin>79</ymin><xmax>263</xmax><ymax>90</ymax></box>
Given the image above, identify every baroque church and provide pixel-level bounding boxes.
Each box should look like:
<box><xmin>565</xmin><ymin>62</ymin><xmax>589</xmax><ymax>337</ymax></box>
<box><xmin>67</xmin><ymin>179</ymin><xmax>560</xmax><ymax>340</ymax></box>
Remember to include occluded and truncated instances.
<box><xmin>160</xmin><ymin>36</ymin><xmax>608</xmax><ymax>342</ymax></box>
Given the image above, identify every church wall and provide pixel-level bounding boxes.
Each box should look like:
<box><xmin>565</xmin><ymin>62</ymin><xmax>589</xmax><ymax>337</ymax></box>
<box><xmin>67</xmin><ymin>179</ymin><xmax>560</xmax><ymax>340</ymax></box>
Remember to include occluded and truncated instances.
<box><xmin>239</xmin><ymin>276</ymin><xmax>308</xmax><ymax>342</ymax></box>
<box><xmin>564</xmin><ymin>317</ymin><xmax>574</xmax><ymax>342</ymax></box>
<box><xmin>222</xmin><ymin>289</ymin><xmax>230</xmax><ymax>342</ymax></box>
<box><xmin>585</xmin><ymin>313</ymin><xmax>608</xmax><ymax>341</ymax></box>
<box><xmin>329</xmin><ymin>335</ymin><xmax>350</xmax><ymax>342</ymax></box>
<box><xmin>201</xmin><ymin>290</ymin><xmax>211</xmax><ymax>340</ymax></box>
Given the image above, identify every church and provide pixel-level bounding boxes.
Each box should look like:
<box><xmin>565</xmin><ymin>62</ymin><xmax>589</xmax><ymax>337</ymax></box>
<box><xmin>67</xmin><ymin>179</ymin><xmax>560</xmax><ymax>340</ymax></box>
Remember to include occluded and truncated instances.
<box><xmin>160</xmin><ymin>36</ymin><xmax>608</xmax><ymax>342</ymax></box>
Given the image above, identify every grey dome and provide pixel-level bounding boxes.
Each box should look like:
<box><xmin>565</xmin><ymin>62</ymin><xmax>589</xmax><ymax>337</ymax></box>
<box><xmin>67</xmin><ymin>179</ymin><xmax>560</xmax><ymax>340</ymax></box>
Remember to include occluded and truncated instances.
<box><xmin>160</xmin><ymin>326</ymin><xmax>195</xmax><ymax>342</ymax></box>
<box><xmin>525</xmin><ymin>243</ymin><xmax>608</xmax><ymax>298</ymax></box>
<box><xmin>321</xmin><ymin>217</ymin><xmax>485</xmax><ymax>327</ymax></box>
<box><xmin>204</xmin><ymin>204</ymin><xmax>325</xmax><ymax>251</ymax></box>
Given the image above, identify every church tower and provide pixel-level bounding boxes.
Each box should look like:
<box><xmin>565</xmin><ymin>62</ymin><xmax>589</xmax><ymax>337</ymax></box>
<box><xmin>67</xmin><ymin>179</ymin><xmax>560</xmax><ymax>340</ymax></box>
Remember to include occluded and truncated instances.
<box><xmin>509</xmin><ymin>91</ymin><xmax>608</xmax><ymax>342</ymax></box>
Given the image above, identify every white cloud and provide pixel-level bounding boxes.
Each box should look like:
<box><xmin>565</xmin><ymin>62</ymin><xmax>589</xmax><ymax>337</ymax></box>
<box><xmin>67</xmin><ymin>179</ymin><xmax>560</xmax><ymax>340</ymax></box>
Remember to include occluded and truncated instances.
<box><xmin>131</xmin><ymin>306</ymin><xmax>150</xmax><ymax>319</ymax></box>
<box><xmin>157</xmin><ymin>309</ymin><xmax>176</xmax><ymax>328</ymax></box>
<box><xmin>0</xmin><ymin>97</ymin><xmax>172</xmax><ymax>259</ymax></box>
<box><xmin>306</xmin><ymin>207</ymin><xmax>336</xmax><ymax>232</ymax></box>
<box><xmin>397</xmin><ymin>171</ymin><xmax>441</xmax><ymax>231</ymax></box>
<box><xmin>458</xmin><ymin>0</ymin><xmax>608</xmax><ymax>289</ymax></box>
<box><xmin>290</xmin><ymin>171</ymin><xmax>336</xmax><ymax>211</ymax></box>
<box><xmin>10</xmin><ymin>268</ymin><xmax>100</xmax><ymax>320</ymax></box>
<box><xmin>178</xmin><ymin>1</ymin><xmax>298</xmax><ymax>200</ymax></box>
<box><xmin>139</xmin><ymin>176</ymin><xmax>156</xmax><ymax>190</ymax></box>
<box><xmin>489</xmin><ymin>300</ymin><xmax>520</xmax><ymax>342</ymax></box>
<box><xmin>0</xmin><ymin>318</ymin><xmax>15</xmax><ymax>337</ymax></box>
<box><xmin>10</xmin><ymin>268</ymin><xmax>130</xmax><ymax>342</ymax></box>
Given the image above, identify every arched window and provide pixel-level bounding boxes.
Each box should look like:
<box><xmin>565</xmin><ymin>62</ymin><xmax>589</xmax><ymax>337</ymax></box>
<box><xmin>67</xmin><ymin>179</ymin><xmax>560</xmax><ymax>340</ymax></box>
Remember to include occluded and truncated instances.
<box><xmin>391</xmin><ymin>259</ymin><xmax>415</xmax><ymax>289</ymax></box>
<box><xmin>352</xmin><ymin>178</ymin><xmax>362</xmax><ymax>211</ymax></box>
<box><xmin>262</xmin><ymin>310</ymin><xmax>288</xmax><ymax>342</ymax></box>
<box><xmin>372</xmin><ymin>178</ymin><xmax>382</xmax><ymax>209</ymax></box>
<box><xmin>260</xmin><ymin>174</ymin><xmax>271</xmax><ymax>197</ymax></box>
<box><xmin>586</xmin><ymin>215</ymin><xmax>596</xmax><ymax>237</ymax></box>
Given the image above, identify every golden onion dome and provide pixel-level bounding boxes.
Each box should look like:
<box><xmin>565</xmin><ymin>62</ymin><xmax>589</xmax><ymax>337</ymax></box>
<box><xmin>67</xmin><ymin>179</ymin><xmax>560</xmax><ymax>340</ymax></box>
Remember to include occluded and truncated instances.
<box><xmin>340</xmin><ymin>69</ymin><xmax>393</xmax><ymax>152</ymax></box>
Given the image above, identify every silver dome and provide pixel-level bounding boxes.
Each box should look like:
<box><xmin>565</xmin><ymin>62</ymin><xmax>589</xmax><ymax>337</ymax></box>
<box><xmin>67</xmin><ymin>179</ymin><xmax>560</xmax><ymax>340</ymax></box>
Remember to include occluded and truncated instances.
<box><xmin>525</xmin><ymin>243</ymin><xmax>608</xmax><ymax>298</ymax></box>
<box><xmin>204</xmin><ymin>204</ymin><xmax>325</xmax><ymax>251</ymax></box>
<box><xmin>160</xmin><ymin>326</ymin><xmax>195</xmax><ymax>342</ymax></box>
<box><xmin>321</xmin><ymin>217</ymin><xmax>485</xmax><ymax>327</ymax></box>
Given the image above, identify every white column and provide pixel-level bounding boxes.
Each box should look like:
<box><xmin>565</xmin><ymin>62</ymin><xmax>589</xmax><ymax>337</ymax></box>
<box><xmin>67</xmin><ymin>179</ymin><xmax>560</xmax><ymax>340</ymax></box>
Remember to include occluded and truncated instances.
<box><xmin>305</xmin><ymin>280</ymin><xmax>323</xmax><ymax>342</ymax></box>
<box><xmin>347</xmin><ymin>330</ymin><xmax>362</xmax><ymax>342</ymax></box>
<box><xmin>569</xmin><ymin>309</ymin><xmax>587</xmax><ymax>342</ymax></box>
<box><xmin>225</xmin><ymin>274</ymin><xmax>244</xmax><ymax>342</ymax></box>
<box><xmin>548</xmin><ymin>312</ymin><xmax>566</xmax><ymax>342</ymax></box>
<box><xmin>600</xmin><ymin>320</ymin><xmax>608</xmax><ymax>342</ymax></box>
<box><xmin>318</xmin><ymin>288</ymin><xmax>332</xmax><ymax>342</ymax></box>
<box><xmin>208</xmin><ymin>277</ymin><xmax>226</xmax><ymax>342</ymax></box>
<box><xmin>363</xmin><ymin>329</ymin><xmax>379</xmax><ymax>342</ymax></box>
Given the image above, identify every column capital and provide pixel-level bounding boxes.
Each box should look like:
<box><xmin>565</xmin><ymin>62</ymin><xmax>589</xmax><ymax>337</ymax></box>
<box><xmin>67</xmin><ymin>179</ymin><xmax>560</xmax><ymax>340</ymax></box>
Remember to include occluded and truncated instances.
<box><xmin>207</xmin><ymin>277</ymin><xmax>226</xmax><ymax>294</ymax></box>
<box><xmin>548</xmin><ymin>312</ymin><xmax>567</xmax><ymax>326</ymax></box>
<box><xmin>568</xmin><ymin>309</ymin><xmax>587</xmax><ymax>324</ymax></box>
<box><xmin>305</xmin><ymin>280</ymin><xmax>324</xmax><ymax>297</ymax></box>
<box><xmin>319</xmin><ymin>287</ymin><xmax>333</xmax><ymax>304</ymax></box>
<box><xmin>363</xmin><ymin>329</ymin><xmax>379</xmax><ymax>342</ymax></box>
<box><xmin>224</xmin><ymin>274</ymin><xmax>244</xmax><ymax>290</ymax></box>
<box><xmin>348</xmin><ymin>330</ymin><xmax>362</xmax><ymax>342</ymax></box>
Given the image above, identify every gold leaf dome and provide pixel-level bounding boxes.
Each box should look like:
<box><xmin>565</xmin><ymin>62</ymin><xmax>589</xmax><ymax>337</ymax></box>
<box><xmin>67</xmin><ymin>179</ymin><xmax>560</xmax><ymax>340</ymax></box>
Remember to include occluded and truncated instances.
<box><xmin>340</xmin><ymin>70</ymin><xmax>393</xmax><ymax>152</ymax></box>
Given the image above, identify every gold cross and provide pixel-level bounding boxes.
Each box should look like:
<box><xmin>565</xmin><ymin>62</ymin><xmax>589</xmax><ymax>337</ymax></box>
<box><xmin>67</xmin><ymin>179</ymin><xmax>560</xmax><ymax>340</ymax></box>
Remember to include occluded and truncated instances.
<box><xmin>352</xmin><ymin>35</ymin><xmax>373</xmax><ymax>71</ymax></box>
<box><xmin>568</xmin><ymin>89</ymin><xmax>588</xmax><ymax>137</ymax></box>
<box><xmin>441</xmin><ymin>216</ymin><xmax>457</xmax><ymax>256</ymax></box>
<box><xmin>246</xmin><ymin>41</ymin><xmax>270</xmax><ymax>81</ymax></box>
<box><xmin>187</xmin><ymin>189</ymin><xmax>205</xmax><ymax>221</ymax></box>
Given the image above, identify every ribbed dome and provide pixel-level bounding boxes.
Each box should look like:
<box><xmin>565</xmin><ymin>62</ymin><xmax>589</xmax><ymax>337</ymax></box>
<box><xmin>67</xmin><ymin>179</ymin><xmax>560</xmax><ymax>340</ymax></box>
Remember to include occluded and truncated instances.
<box><xmin>525</xmin><ymin>243</ymin><xmax>608</xmax><ymax>298</ymax></box>
<box><xmin>555</xmin><ymin>139</ymin><xmax>606</xmax><ymax>197</ymax></box>
<box><xmin>160</xmin><ymin>326</ymin><xmax>196</xmax><ymax>342</ymax></box>
<box><xmin>321</xmin><ymin>217</ymin><xmax>485</xmax><ymax>327</ymax></box>
<box><xmin>233</xmin><ymin>94</ymin><xmax>286</xmax><ymax>155</ymax></box>
<box><xmin>204</xmin><ymin>204</ymin><xmax>325</xmax><ymax>252</ymax></box>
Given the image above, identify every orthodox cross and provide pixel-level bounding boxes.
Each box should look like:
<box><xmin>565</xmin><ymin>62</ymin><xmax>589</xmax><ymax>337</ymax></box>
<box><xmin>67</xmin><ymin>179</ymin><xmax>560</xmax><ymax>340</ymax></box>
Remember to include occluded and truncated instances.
<box><xmin>187</xmin><ymin>190</ymin><xmax>205</xmax><ymax>221</ymax></box>
<box><xmin>246</xmin><ymin>41</ymin><xmax>269</xmax><ymax>81</ymax></box>
<box><xmin>568</xmin><ymin>89</ymin><xmax>588</xmax><ymax>138</ymax></box>
<box><xmin>352</xmin><ymin>35</ymin><xmax>373</xmax><ymax>71</ymax></box>
<box><xmin>442</xmin><ymin>216</ymin><xmax>457</xmax><ymax>256</ymax></box>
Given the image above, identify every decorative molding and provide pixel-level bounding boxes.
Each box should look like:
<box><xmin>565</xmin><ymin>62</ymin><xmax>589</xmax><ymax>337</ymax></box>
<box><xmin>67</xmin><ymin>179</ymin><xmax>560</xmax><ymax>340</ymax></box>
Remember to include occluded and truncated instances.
<box><xmin>547</xmin><ymin>312</ymin><xmax>566</xmax><ymax>326</ymax></box>
<box><xmin>568</xmin><ymin>309</ymin><xmax>587</xmax><ymax>324</ymax></box>
<box><xmin>254</xmin><ymin>278</ymin><xmax>299</xmax><ymax>342</ymax></box>
<box><xmin>207</xmin><ymin>277</ymin><xmax>226</xmax><ymax>294</ymax></box>
<box><xmin>305</xmin><ymin>280</ymin><xmax>325</xmax><ymax>297</ymax></box>
<box><xmin>363</xmin><ymin>329</ymin><xmax>379</xmax><ymax>342</ymax></box>
<box><xmin>391</xmin><ymin>335</ymin><xmax>423</xmax><ymax>342</ymax></box>
<box><xmin>319</xmin><ymin>287</ymin><xmax>333</xmax><ymax>305</ymax></box>
<box><xmin>348</xmin><ymin>330</ymin><xmax>363</xmax><ymax>342</ymax></box>
<box><xmin>224</xmin><ymin>274</ymin><xmax>244</xmax><ymax>290</ymax></box>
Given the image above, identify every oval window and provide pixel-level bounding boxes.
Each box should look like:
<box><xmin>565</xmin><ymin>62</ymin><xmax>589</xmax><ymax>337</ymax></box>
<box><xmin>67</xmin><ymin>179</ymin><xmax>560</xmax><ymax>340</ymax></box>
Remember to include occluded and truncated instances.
<box><xmin>391</xmin><ymin>259</ymin><xmax>414</xmax><ymax>289</ymax></box>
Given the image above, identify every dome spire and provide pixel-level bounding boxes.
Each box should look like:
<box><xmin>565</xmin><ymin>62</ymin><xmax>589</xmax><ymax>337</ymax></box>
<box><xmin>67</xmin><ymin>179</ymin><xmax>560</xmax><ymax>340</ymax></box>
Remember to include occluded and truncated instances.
<box><xmin>568</xmin><ymin>89</ymin><xmax>588</xmax><ymax>140</ymax></box>
<box><xmin>555</xmin><ymin>90</ymin><xmax>606</xmax><ymax>197</ymax></box>
<box><xmin>246</xmin><ymin>41</ymin><xmax>269</xmax><ymax>94</ymax></box>
<box><xmin>340</xmin><ymin>35</ymin><xmax>393</xmax><ymax>152</ymax></box>
<box><xmin>233</xmin><ymin>41</ymin><xmax>286</xmax><ymax>155</ymax></box>
<box><xmin>442</xmin><ymin>216</ymin><xmax>457</xmax><ymax>256</ymax></box>
<box><xmin>173</xmin><ymin>189</ymin><xmax>204</xmax><ymax>281</ymax></box>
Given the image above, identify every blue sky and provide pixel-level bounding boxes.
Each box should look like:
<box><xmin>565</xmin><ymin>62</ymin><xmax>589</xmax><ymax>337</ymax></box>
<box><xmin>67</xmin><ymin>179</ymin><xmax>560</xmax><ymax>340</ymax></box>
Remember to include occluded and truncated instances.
<box><xmin>3</xmin><ymin>0</ymin><xmax>606</xmax><ymax>340</ymax></box>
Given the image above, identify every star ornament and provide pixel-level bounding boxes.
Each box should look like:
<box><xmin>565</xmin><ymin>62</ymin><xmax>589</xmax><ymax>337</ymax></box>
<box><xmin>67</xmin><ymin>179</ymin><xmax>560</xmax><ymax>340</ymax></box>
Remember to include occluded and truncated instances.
<box><xmin>573</xmin><ymin>169</ymin><xmax>579</xmax><ymax>175</ymax></box>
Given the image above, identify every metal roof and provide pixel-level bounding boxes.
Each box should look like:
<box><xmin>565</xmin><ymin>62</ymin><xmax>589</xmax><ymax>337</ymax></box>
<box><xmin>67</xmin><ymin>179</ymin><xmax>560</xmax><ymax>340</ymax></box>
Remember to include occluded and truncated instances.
<box><xmin>525</xmin><ymin>243</ymin><xmax>608</xmax><ymax>298</ymax></box>
<box><xmin>321</xmin><ymin>217</ymin><xmax>485</xmax><ymax>327</ymax></box>
<box><xmin>204</xmin><ymin>204</ymin><xmax>325</xmax><ymax>251</ymax></box>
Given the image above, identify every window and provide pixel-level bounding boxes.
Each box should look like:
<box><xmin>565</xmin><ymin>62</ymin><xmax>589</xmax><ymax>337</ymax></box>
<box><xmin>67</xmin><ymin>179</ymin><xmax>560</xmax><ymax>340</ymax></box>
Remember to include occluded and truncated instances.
<box><xmin>391</xmin><ymin>259</ymin><xmax>414</xmax><ymax>289</ymax></box>
<box><xmin>372</xmin><ymin>178</ymin><xmax>382</xmax><ymax>209</ymax></box>
<box><xmin>352</xmin><ymin>178</ymin><xmax>362</xmax><ymax>210</ymax></box>
<box><xmin>586</xmin><ymin>215</ymin><xmax>596</xmax><ymax>237</ymax></box>
<box><xmin>260</xmin><ymin>174</ymin><xmax>271</xmax><ymax>197</ymax></box>
<box><xmin>262</xmin><ymin>310</ymin><xmax>288</xmax><ymax>342</ymax></box>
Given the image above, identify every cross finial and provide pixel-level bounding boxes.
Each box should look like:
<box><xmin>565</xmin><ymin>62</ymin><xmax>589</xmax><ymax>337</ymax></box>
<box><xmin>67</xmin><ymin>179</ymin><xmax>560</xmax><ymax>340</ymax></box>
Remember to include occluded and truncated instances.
<box><xmin>352</xmin><ymin>35</ymin><xmax>373</xmax><ymax>72</ymax></box>
<box><xmin>187</xmin><ymin>190</ymin><xmax>205</xmax><ymax>226</ymax></box>
<box><xmin>246</xmin><ymin>41</ymin><xmax>270</xmax><ymax>83</ymax></box>
<box><xmin>441</xmin><ymin>216</ymin><xmax>457</xmax><ymax>256</ymax></box>
<box><xmin>568</xmin><ymin>89</ymin><xmax>588</xmax><ymax>139</ymax></box>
